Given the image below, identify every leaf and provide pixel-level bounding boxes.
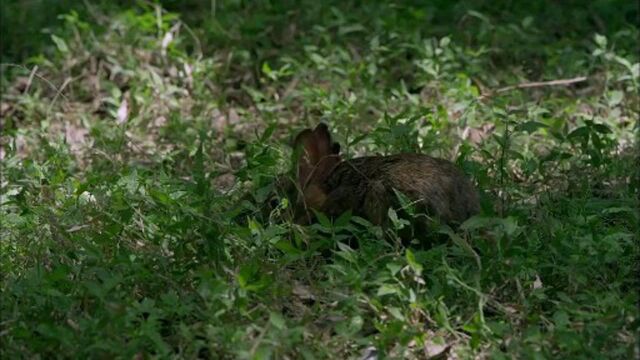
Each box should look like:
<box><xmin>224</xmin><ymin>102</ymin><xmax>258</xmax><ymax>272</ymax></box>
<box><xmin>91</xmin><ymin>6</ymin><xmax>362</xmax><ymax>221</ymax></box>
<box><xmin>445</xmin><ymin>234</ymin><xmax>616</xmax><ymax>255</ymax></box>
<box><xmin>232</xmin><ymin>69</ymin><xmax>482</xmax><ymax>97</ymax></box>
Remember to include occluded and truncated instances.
<box><xmin>387</xmin><ymin>208</ymin><xmax>399</xmax><ymax>224</ymax></box>
<box><xmin>334</xmin><ymin>210</ymin><xmax>352</xmax><ymax>228</ymax></box>
<box><xmin>377</xmin><ymin>284</ymin><xmax>398</xmax><ymax>296</ymax></box>
<box><xmin>116</xmin><ymin>98</ymin><xmax>128</xmax><ymax>124</ymax></box>
<box><xmin>521</xmin><ymin>16</ymin><xmax>534</xmax><ymax>28</ymax></box>
<box><xmin>405</xmin><ymin>249</ymin><xmax>423</xmax><ymax>276</ymax></box>
<box><xmin>261</xmin><ymin>62</ymin><xmax>273</xmax><ymax>76</ymax></box>
<box><xmin>272</xmin><ymin>239</ymin><xmax>301</xmax><ymax>255</ymax></box>
<box><xmin>460</xmin><ymin>216</ymin><xmax>495</xmax><ymax>231</ymax></box>
<box><xmin>388</xmin><ymin>307</ymin><xmax>405</xmax><ymax>321</ymax></box>
<box><xmin>237</xmin><ymin>263</ymin><xmax>270</xmax><ymax>292</ymax></box>
<box><xmin>592</xmin><ymin>123</ymin><xmax>612</xmax><ymax>134</ymax></box>
<box><xmin>161</xmin><ymin>31</ymin><xmax>174</xmax><ymax>52</ymax></box>
<box><xmin>568</xmin><ymin>126</ymin><xmax>590</xmax><ymax>140</ymax></box>
<box><xmin>387</xmin><ymin>208</ymin><xmax>408</xmax><ymax>230</ymax></box>
<box><xmin>259</xmin><ymin>123</ymin><xmax>276</xmax><ymax>141</ymax></box>
<box><xmin>591</xmin><ymin>132</ymin><xmax>604</xmax><ymax>150</ymax></box>
<box><xmin>336</xmin><ymin>315</ymin><xmax>364</xmax><ymax>337</ymax></box>
<box><xmin>51</xmin><ymin>35</ymin><xmax>69</xmax><ymax>53</ymax></box>
<box><xmin>149</xmin><ymin>189</ymin><xmax>173</xmax><ymax>206</ymax></box>
<box><xmin>516</xmin><ymin>121</ymin><xmax>548</xmax><ymax>134</ymax></box>
<box><xmin>424</xmin><ymin>335</ymin><xmax>451</xmax><ymax>359</ymax></box>
<box><xmin>608</xmin><ymin>91</ymin><xmax>624</xmax><ymax>107</ymax></box>
<box><xmin>532</xmin><ymin>275</ymin><xmax>543</xmax><ymax>289</ymax></box>
<box><xmin>553</xmin><ymin>310</ymin><xmax>569</xmax><ymax>328</ymax></box>
<box><xmin>393</xmin><ymin>188</ymin><xmax>415</xmax><ymax>215</ymax></box>
<box><xmin>269</xmin><ymin>312</ymin><xmax>286</xmax><ymax>330</ymax></box>
<box><xmin>335</xmin><ymin>241</ymin><xmax>356</xmax><ymax>263</ymax></box>
<box><xmin>386</xmin><ymin>263</ymin><xmax>402</xmax><ymax>276</ymax></box>
<box><xmin>594</xmin><ymin>33</ymin><xmax>607</xmax><ymax>48</ymax></box>
<box><xmin>500</xmin><ymin>217</ymin><xmax>520</xmax><ymax>237</ymax></box>
<box><xmin>438</xmin><ymin>225</ymin><xmax>482</xmax><ymax>270</ymax></box>
<box><xmin>309</xmin><ymin>53</ymin><xmax>326</xmax><ymax>66</ymax></box>
<box><xmin>312</xmin><ymin>209</ymin><xmax>332</xmax><ymax>229</ymax></box>
<box><xmin>351</xmin><ymin>216</ymin><xmax>373</xmax><ymax>227</ymax></box>
<box><xmin>336</xmin><ymin>241</ymin><xmax>354</xmax><ymax>253</ymax></box>
<box><xmin>338</xmin><ymin>24</ymin><xmax>366</xmax><ymax>35</ymax></box>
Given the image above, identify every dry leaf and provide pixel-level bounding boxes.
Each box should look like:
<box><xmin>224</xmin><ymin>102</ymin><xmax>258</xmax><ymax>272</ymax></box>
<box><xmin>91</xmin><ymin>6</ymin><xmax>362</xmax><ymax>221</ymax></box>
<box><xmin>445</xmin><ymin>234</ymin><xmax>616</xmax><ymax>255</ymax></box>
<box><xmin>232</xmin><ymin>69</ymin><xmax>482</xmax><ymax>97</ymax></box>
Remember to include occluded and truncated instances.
<box><xmin>533</xmin><ymin>275</ymin><xmax>543</xmax><ymax>289</ymax></box>
<box><xmin>161</xmin><ymin>31</ymin><xmax>173</xmax><ymax>56</ymax></box>
<box><xmin>292</xmin><ymin>282</ymin><xmax>316</xmax><ymax>302</ymax></box>
<box><xmin>424</xmin><ymin>339</ymin><xmax>451</xmax><ymax>359</ymax></box>
<box><xmin>116</xmin><ymin>98</ymin><xmax>128</xmax><ymax>124</ymax></box>
<box><xmin>360</xmin><ymin>346</ymin><xmax>377</xmax><ymax>360</ymax></box>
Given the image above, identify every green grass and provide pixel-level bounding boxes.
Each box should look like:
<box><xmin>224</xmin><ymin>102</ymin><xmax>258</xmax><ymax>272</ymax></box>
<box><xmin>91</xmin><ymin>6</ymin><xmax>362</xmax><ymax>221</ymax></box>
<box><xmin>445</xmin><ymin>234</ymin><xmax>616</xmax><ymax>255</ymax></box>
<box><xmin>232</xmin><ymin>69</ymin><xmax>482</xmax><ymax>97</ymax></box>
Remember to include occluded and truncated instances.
<box><xmin>1</xmin><ymin>1</ymin><xmax>638</xmax><ymax>358</ymax></box>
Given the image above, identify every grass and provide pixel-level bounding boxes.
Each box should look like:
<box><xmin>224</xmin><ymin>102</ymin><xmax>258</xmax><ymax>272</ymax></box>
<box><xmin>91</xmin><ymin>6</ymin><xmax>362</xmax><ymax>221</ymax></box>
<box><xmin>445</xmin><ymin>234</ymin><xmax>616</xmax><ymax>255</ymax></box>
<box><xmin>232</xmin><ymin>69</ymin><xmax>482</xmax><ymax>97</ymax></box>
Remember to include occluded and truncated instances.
<box><xmin>1</xmin><ymin>1</ymin><xmax>638</xmax><ymax>358</ymax></box>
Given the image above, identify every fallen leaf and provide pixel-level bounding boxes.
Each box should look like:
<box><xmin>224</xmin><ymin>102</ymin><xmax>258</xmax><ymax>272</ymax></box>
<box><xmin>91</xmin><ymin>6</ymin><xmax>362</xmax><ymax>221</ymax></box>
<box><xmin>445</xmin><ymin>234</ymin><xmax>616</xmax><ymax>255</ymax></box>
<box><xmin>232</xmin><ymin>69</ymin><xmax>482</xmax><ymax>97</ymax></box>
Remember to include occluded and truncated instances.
<box><xmin>116</xmin><ymin>98</ymin><xmax>128</xmax><ymax>124</ymax></box>
<box><xmin>424</xmin><ymin>339</ymin><xmax>451</xmax><ymax>359</ymax></box>
<box><xmin>533</xmin><ymin>275</ymin><xmax>543</xmax><ymax>289</ymax></box>
<box><xmin>360</xmin><ymin>346</ymin><xmax>377</xmax><ymax>360</ymax></box>
<box><xmin>292</xmin><ymin>282</ymin><xmax>316</xmax><ymax>302</ymax></box>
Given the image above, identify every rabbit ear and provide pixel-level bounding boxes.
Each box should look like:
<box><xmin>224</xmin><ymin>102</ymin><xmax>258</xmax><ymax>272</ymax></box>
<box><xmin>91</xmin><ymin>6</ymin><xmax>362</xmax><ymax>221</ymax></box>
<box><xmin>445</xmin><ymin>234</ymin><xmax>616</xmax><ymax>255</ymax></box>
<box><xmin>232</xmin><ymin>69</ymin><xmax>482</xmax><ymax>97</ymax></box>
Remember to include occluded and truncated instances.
<box><xmin>293</xmin><ymin>128</ymin><xmax>317</xmax><ymax>190</ymax></box>
<box><xmin>293</xmin><ymin>124</ymin><xmax>341</xmax><ymax>191</ymax></box>
<box><xmin>311</xmin><ymin>123</ymin><xmax>332</xmax><ymax>159</ymax></box>
<box><xmin>309</xmin><ymin>123</ymin><xmax>341</xmax><ymax>184</ymax></box>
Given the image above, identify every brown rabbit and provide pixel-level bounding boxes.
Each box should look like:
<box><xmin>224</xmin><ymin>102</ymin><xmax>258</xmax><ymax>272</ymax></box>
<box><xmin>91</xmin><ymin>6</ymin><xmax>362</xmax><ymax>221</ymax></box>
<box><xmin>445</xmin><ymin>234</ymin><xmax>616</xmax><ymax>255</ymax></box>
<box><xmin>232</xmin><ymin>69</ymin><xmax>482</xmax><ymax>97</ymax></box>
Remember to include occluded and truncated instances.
<box><xmin>292</xmin><ymin>123</ymin><xmax>480</xmax><ymax>228</ymax></box>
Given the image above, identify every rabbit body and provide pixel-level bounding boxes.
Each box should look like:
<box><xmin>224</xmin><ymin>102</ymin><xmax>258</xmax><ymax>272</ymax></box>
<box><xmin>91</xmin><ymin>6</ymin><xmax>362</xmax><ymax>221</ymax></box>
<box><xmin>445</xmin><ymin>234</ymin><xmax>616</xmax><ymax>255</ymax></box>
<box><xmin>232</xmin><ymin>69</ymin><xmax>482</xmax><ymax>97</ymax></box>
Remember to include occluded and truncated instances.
<box><xmin>293</xmin><ymin>124</ymin><xmax>479</xmax><ymax>227</ymax></box>
<box><xmin>319</xmin><ymin>153</ymin><xmax>479</xmax><ymax>225</ymax></box>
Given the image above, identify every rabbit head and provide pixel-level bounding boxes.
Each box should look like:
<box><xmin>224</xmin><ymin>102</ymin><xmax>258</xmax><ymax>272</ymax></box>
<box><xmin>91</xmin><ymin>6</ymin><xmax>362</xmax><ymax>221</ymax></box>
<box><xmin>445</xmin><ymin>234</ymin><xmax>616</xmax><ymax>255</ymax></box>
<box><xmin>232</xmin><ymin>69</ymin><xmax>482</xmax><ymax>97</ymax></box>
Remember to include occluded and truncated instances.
<box><xmin>292</xmin><ymin>123</ymin><xmax>341</xmax><ymax>223</ymax></box>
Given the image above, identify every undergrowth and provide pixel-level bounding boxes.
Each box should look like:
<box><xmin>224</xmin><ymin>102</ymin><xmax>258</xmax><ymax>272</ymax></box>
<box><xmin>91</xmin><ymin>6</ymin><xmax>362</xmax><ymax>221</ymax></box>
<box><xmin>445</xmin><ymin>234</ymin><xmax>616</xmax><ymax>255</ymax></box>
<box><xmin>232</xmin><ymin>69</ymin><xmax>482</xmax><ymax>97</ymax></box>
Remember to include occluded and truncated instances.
<box><xmin>1</xmin><ymin>1</ymin><xmax>638</xmax><ymax>358</ymax></box>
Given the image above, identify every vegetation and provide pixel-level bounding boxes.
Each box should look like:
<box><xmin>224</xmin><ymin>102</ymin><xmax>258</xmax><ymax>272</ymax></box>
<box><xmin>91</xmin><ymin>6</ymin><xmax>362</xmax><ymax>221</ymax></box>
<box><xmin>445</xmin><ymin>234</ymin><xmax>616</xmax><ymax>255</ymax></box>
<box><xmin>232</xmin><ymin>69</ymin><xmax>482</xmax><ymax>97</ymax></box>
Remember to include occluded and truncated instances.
<box><xmin>1</xmin><ymin>1</ymin><xmax>638</xmax><ymax>358</ymax></box>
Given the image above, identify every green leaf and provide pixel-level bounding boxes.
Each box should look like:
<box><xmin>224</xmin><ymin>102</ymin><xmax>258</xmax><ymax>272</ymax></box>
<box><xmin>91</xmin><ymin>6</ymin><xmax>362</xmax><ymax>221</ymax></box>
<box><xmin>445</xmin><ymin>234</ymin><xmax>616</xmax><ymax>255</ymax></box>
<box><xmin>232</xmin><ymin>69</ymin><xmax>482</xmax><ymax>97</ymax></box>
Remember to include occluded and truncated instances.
<box><xmin>388</xmin><ymin>307</ymin><xmax>405</xmax><ymax>321</ymax></box>
<box><xmin>312</xmin><ymin>209</ymin><xmax>332</xmax><ymax>228</ymax></box>
<box><xmin>393</xmin><ymin>188</ymin><xmax>415</xmax><ymax>215</ymax></box>
<box><xmin>273</xmin><ymin>239</ymin><xmax>301</xmax><ymax>255</ymax></box>
<box><xmin>386</xmin><ymin>263</ymin><xmax>402</xmax><ymax>276</ymax></box>
<box><xmin>608</xmin><ymin>91</ymin><xmax>624</xmax><ymax>107</ymax></box>
<box><xmin>335</xmin><ymin>315</ymin><xmax>364</xmax><ymax>336</ymax></box>
<box><xmin>405</xmin><ymin>249</ymin><xmax>423</xmax><ymax>276</ymax></box>
<box><xmin>516</xmin><ymin>121</ymin><xmax>548</xmax><ymax>134</ymax></box>
<box><xmin>338</xmin><ymin>24</ymin><xmax>366</xmax><ymax>35</ymax></box>
<box><xmin>568</xmin><ymin>126</ymin><xmax>590</xmax><ymax>140</ymax></box>
<box><xmin>334</xmin><ymin>210</ymin><xmax>352</xmax><ymax>228</ymax></box>
<box><xmin>259</xmin><ymin>123</ymin><xmax>276</xmax><ymax>141</ymax></box>
<box><xmin>269</xmin><ymin>312</ymin><xmax>286</xmax><ymax>330</ymax></box>
<box><xmin>387</xmin><ymin>208</ymin><xmax>408</xmax><ymax>230</ymax></box>
<box><xmin>377</xmin><ymin>284</ymin><xmax>398</xmax><ymax>296</ymax></box>
<box><xmin>594</xmin><ymin>33</ymin><xmax>607</xmax><ymax>48</ymax></box>
<box><xmin>261</xmin><ymin>62</ymin><xmax>273</xmax><ymax>76</ymax></box>
<box><xmin>149</xmin><ymin>189</ymin><xmax>173</xmax><ymax>206</ymax></box>
<box><xmin>460</xmin><ymin>216</ymin><xmax>495</xmax><ymax>231</ymax></box>
<box><xmin>51</xmin><ymin>34</ymin><xmax>69</xmax><ymax>53</ymax></box>
<box><xmin>592</xmin><ymin>123</ymin><xmax>612</xmax><ymax>134</ymax></box>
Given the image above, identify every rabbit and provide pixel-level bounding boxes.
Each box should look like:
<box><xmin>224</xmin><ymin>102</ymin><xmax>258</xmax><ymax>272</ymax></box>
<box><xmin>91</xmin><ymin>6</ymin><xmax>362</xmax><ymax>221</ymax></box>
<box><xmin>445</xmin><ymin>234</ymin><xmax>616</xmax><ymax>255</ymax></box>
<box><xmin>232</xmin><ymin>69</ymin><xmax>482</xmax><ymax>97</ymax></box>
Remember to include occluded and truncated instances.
<box><xmin>291</xmin><ymin>123</ymin><xmax>480</xmax><ymax>228</ymax></box>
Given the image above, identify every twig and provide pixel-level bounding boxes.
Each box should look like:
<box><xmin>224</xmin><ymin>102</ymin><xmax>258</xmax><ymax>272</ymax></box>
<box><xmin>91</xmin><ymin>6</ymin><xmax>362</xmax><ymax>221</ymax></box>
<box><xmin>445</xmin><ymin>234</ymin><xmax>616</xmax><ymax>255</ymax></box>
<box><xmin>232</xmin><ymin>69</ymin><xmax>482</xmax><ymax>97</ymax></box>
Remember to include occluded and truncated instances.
<box><xmin>480</xmin><ymin>76</ymin><xmax>588</xmax><ymax>99</ymax></box>
<box><xmin>0</xmin><ymin>63</ymin><xmax>70</xmax><ymax>103</ymax></box>
<box><xmin>46</xmin><ymin>75</ymin><xmax>84</xmax><ymax>119</ymax></box>
<box><xmin>24</xmin><ymin>65</ymin><xmax>39</xmax><ymax>94</ymax></box>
